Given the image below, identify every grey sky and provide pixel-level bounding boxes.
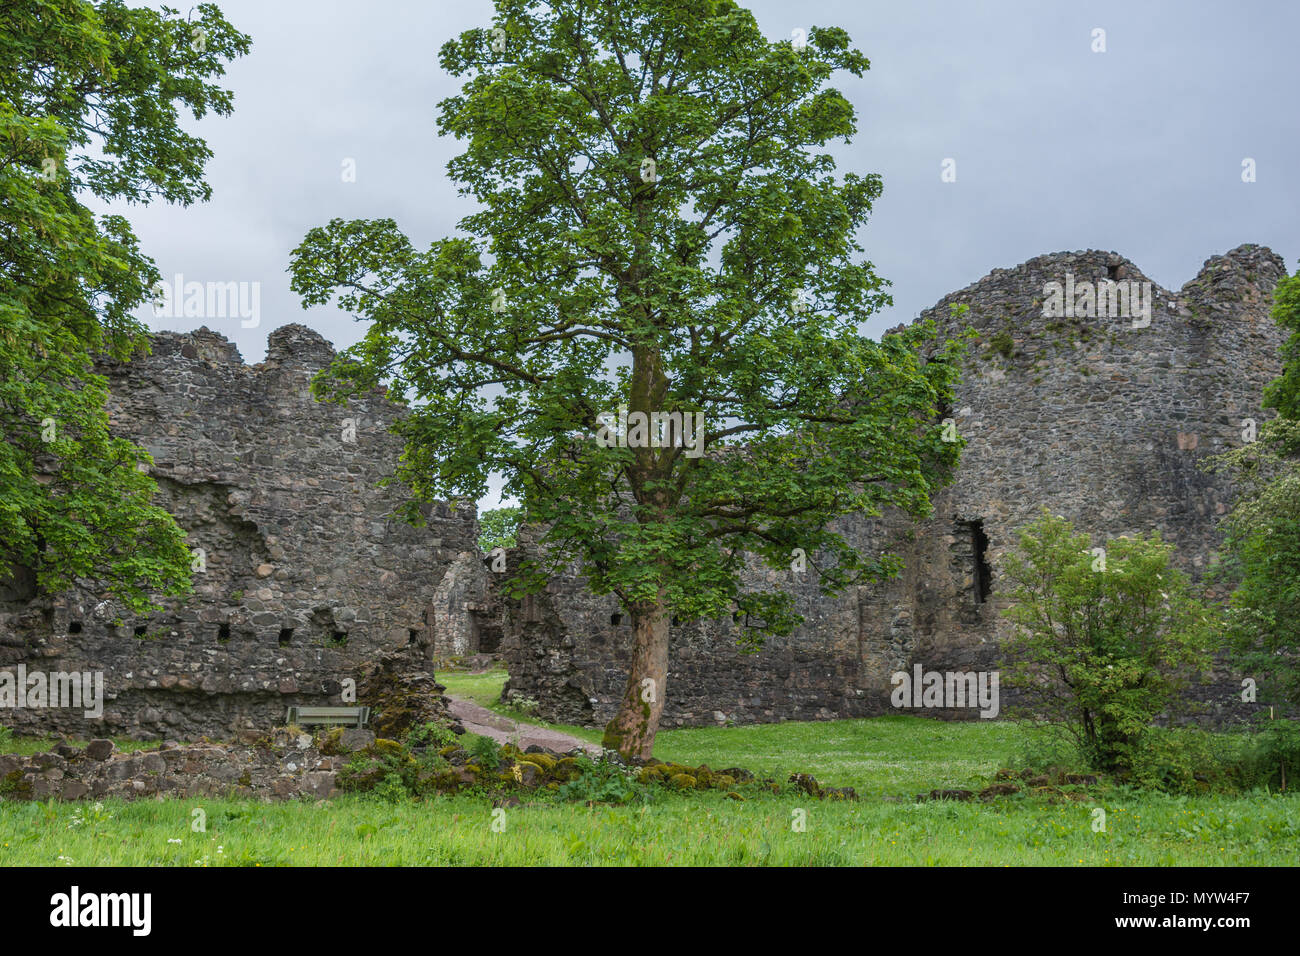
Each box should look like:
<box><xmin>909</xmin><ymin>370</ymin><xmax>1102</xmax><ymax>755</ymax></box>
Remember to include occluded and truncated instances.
<box><xmin>105</xmin><ymin>0</ymin><xmax>1299</xmax><ymax>507</ymax></box>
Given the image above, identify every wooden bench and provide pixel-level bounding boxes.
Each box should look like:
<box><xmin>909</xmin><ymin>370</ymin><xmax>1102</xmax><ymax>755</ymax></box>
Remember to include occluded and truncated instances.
<box><xmin>285</xmin><ymin>705</ymin><xmax>371</xmax><ymax>728</ymax></box>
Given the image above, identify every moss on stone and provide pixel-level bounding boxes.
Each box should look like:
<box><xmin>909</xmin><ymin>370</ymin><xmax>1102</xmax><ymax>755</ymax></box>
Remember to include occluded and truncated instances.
<box><xmin>317</xmin><ymin>727</ymin><xmax>345</xmax><ymax>756</ymax></box>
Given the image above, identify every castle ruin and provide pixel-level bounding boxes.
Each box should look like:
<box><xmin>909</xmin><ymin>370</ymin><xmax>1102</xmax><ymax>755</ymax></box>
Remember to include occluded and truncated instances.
<box><xmin>0</xmin><ymin>244</ymin><xmax>1286</xmax><ymax>740</ymax></box>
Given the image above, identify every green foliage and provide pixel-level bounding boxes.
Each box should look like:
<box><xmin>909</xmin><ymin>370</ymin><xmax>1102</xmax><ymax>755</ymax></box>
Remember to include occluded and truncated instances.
<box><xmin>556</xmin><ymin>756</ymin><xmax>647</xmax><ymax>805</ymax></box>
<box><xmin>478</xmin><ymin>506</ymin><xmax>522</xmax><ymax>553</ymax></box>
<box><xmin>1127</xmin><ymin>726</ymin><xmax>1242</xmax><ymax>795</ymax></box>
<box><xmin>289</xmin><ymin>0</ymin><xmax>968</xmax><ymax>656</ymax></box>
<box><xmin>1262</xmin><ymin>264</ymin><xmax>1300</xmax><ymax>420</ymax></box>
<box><xmin>406</xmin><ymin>721</ymin><xmax>459</xmax><ymax>751</ymax></box>
<box><xmin>0</xmin><ymin>0</ymin><xmax>249</xmax><ymax>611</ymax></box>
<box><xmin>337</xmin><ymin>740</ymin><xmax>419</xmax><ymax>796</ymax></box>
<box><xmin>1000</xmin><ymin>511</ymin><xmax>1217</xmax><ymax>774</ymax></box>
<box><xmin>373</xmin><ymin>772</ymin><xmax>411</xmax><ymax>804</ymax></box>
<box><xmin>1243</xmin><ymin>719</ymin><xmax>1300</xmax><ymax>791</ymax></box>
<box><xmin>1206</xmin><ymin>419</ymin><xmax>1300</xmax><ymax>708</ymax></box>
<box><xmin>984</xmin><ymin>329</ymin><xmax>1015</xmax><ymax>360</ymax></box>
<box><xmin>464</xmin><ymin>733</ymin><xmax>501</xmax><ymax>772</ymax></box>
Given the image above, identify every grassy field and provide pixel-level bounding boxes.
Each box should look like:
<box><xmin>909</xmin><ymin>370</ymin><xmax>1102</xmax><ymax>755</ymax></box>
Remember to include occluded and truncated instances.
<box><xmin>1</xmin><ymin>773</ymin><xmax>1295</xmax><ymax>866</ymax></box>
<box><xmin>2</xmin><ymin>671</ymin><xmax>1295</xmax><ymax>865</ymax></box>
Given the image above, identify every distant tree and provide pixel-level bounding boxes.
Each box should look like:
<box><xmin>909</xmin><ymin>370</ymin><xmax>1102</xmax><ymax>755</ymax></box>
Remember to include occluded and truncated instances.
<box><xmin>478</xmin><ymin>506</ymin><xmax>522</xmax><ymax>553</ymax></box>
<box><xmin>1208</xmin><ymin>264</ymin><xmax>1300</xmax><ymax>708</ymax></box>
<box><xmin>291</xmin><ymin>0</ymin><xmax>966</xmax><ymax>759</ymax></box>
<box><xmin>1000</xmin><ymin>512</ymin><xmax>1216</xmax><ymax>773</ymax></box>
<box><xmin>0</xmin><ymin>1</ymin><xmax>249</xmax><ymax>611</ymax></box>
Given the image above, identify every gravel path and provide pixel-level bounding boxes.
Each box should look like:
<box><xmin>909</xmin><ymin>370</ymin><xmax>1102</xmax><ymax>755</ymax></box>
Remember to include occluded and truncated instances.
<box><xmin>446</xmin><ymin>695</ymin><xmax>603</xmax><ymax>755</ymax></box>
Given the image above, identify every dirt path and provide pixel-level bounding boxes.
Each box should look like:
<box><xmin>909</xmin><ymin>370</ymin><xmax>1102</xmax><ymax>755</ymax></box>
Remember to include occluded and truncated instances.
<box><xmin>446</xmin><ymin>696</ymin><xmax>603</xmax><ymax>755</ymax></box>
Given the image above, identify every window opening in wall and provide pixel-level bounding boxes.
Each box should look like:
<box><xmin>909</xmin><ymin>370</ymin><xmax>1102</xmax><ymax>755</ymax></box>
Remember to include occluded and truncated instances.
<box><xmin>133</xmin><ymin>624</ymin><xmax>148</xmax><ymax>637</ymax></box>
<box><xmin>610</xmin><ymin>613</ymin><xmax>622</xmax><ymax>625</ymax></box>
<box><xmin>971</xmin><ymin>519</ymin><xmax>992</xmax><ymax>604</ymax></box>
<box><xmin>218</xmin><ymin>622</ymin><xmax>231</xmax><ymax>642</ymax></box>
<box><xmin>69</xmin><ymin>621</ymin><xmax>82</xmax><ymax>634</ymax></box>
<box><xmin>278</xmin><ymin>627</ymin><xmax>293</xmax><ymax>646</ymax></box>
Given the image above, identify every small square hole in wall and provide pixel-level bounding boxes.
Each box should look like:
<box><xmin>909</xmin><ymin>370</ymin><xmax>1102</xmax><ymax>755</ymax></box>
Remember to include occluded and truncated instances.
<box><xmin>1107</xmin><ymin>263</ymin><xmax>1121</xmax><ymax>280</ymax></box>
<box><xmin>218</xmin><ymin>623</ymin><xmax>231</xmax><ymax>642</ymax></box>
<box><xmin>69</xmin><ymin>621</ymin><xmax>82</xmax><ymax>634</ymax></box>
<box><xmin>408</xmin><ymin>629</ymin><xmax>419</xmax><ymax>643</ymax></box>
<box><xmin>329</xmin><ymin>631</ymin><xmax>348</xmax><ymax>647</ymax></box>
<box><xmin>610</xmin><ymin>613</ymin><xmax>622</xmax><ymax>625</ymax></box>
<box><xmin>133</xmin><ymin>624</ymin><xmax>148</xmax><ymax>638</ymax></box>
<box><xmin>278</xmin><ymin>627</ymin><xmax>293</xmax><ymax>646</ymax></box>
<box><xmin>671</xmin><ymin>616</ymin><xmax>680</xmax><ymax>627</ymax></box>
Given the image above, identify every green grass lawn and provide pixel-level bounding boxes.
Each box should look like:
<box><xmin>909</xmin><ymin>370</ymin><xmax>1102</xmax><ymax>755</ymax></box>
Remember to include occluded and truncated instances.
<box><xmin>440</xmin><ymin>666</ymin><xmax>1026</xmax><ymax>795</ymax></box>
<box><xmin>2</xmin><ymin>782</ymin><xmax>1295</xmax><ymax>867</ymax></box>
<box><xmin>3</xmin><ymin>673</ymin><xmax>1296</xmax><ymax>866</ymax></box>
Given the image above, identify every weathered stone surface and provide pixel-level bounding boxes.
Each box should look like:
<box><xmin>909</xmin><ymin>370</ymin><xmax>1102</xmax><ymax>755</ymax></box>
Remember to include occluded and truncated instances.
<box><xmin>0</xmin><ymin>734</ymin><xmax>356</xmax><ymax>803</ymax></box>
<box><xmin>85</xmin><ymin>739</ymin><xmax>115</xmax><ymax>761</ymax></box>
<box><xmin>338</xmin><ymin>728</ymin><xmax>376</xmax><ymax>753</ymax></box>
<box><xmin>0</xmin><ymin>324</ymin><xmax>476</xmax><ymax>739</ymax></box>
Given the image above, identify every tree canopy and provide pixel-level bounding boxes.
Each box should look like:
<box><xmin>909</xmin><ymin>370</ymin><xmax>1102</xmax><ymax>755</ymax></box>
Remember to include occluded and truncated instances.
<box><xmin>291</xmin><ymin>0</ymin><xmax>966</xmax><ymax>757</ymax></box>
<box><xmin>0</xmin><ymin>0</ymin><xmax>249</xmax><ymax>611</ymax></box>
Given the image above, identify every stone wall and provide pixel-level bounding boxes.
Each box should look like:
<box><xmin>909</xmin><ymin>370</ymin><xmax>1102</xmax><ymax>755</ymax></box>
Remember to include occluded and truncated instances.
<box><xmin>0</xmin><ymin>731</ymin><xmax>363</xmax><ymax>803</ymax></box>
<box><xmin>499</xmin><ymin>244</ymin><xmax>1288</xmax><ymax>729</ymax></box>
<box><xmin>0</xmin><ymin>324</ymin><xmax>481</xmax><ymax>740</ymax></box>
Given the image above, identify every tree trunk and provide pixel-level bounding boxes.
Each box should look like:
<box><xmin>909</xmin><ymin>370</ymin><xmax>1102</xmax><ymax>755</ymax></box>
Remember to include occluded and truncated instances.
<box><xmin>602</xmin><ymin>593</ymin><xmax>669</xmax><ymax>761</ymax></box>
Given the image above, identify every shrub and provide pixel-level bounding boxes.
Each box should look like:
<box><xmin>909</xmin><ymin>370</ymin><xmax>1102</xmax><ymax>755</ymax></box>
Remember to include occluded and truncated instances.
<box><xmin>406</xmin><ymin>721</ymin><xmax>458</xmax><ymax>750</ymax></box>
<box><xmin>556</xmin><ymin>757</ymin><xmax>647</xmax><ymax>805</ymax></box>
<box><xmin>1240</xmin><ymin>719</ymin><xmax>1300</xmax><ymax>791</ymax></box>
<box><xmin>1127</xmin><ymin>726</ymin><xmax>1245</xmax><ymax>794</ymax></box>
<box><xmin>1001</xmin><ymin>511</ymin><xmax>1217</xmax><ymax>774</ymax></box>
<box><xmin>464</xmin><ymin>733</ymin><xmax>501</xmax><ymax>772</ymax></box>
<box><xmin>373</xmin><ymin>772</ymin><xmax>411</xmax><ymax>804</ymax></box>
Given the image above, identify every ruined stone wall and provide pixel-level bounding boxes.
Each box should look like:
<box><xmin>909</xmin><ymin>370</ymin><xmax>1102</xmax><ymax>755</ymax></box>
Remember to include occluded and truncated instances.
<box><xmin>0</xmin><ymin>324</ymin><xmax>482</xmax><ymax>739</ymax></box>
<box><xmin>500</xmin><ymin>244</ymin><xmax>1288</xmax><ymax>729</ymax></box>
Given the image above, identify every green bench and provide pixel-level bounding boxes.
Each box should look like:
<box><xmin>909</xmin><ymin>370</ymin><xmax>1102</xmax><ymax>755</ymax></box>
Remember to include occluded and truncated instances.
<box><xmin>285</xmin><ymin>705</ymin><xmax>371</xmax><ymax>728</ymax></box>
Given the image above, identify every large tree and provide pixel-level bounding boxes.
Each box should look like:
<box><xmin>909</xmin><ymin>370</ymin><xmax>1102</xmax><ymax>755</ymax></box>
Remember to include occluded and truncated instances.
<box><xmin>290</xmin><ymin>0</ymin><xmax>965</xmax><ymax>759</ymax></box>
<box><xmin>0</xmin><ymin>0</ymin><xmax>249</xmax><ymax>611</ymax></box>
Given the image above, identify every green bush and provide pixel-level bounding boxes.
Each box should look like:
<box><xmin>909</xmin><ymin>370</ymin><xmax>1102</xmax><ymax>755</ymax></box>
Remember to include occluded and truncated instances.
<box><xmin>1127</xmin><ymin>727</ymin><xmax>1243</xmax><ymax>794</ymax></box>
<box><xmin>1001</xmin><ymin>512</ymin><xmax>1217</xmax><ymax>774</ymax></box>
<box><xmin>464</xmin><ymin>733</ymin><xmax>501</xmax><ymax>772</ymax></box>
<box><xmin>406</xmin><ymin>721</ymin><xmax>458</xmax><ymax>750</ymax></box>
<box><xmin>557</xmin><ymin>757</ymin><xmax>647</xmax><ymax>805</ymax></box>
<box><xmin>1014</xmin><ymin>725</ymin><xmax>1079</xmax><ymax>773</ymax></box>
<box><xmin>1239</xmin><ymin>719</ymin><xmax>1300</xmax><ymax>791</ymax></box>
<box><xmin>373</xmin><ymin>772</ymin><xmax>411</xmax><ymax>804</ymax></box>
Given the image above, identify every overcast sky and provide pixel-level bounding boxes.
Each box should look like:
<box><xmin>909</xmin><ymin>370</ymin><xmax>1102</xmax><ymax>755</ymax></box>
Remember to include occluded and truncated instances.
<box><xmin>104</xmin><ymin>0</ymin><xmax>1299</xmax><ymax>507</ymax></box>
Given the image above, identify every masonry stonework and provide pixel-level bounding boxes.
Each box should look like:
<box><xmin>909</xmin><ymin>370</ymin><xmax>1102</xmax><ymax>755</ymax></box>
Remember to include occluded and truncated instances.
<box><xmin>0</xmin><ymin>324</ymin><xmax>484</xmax><ymax>740</ymax></box>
